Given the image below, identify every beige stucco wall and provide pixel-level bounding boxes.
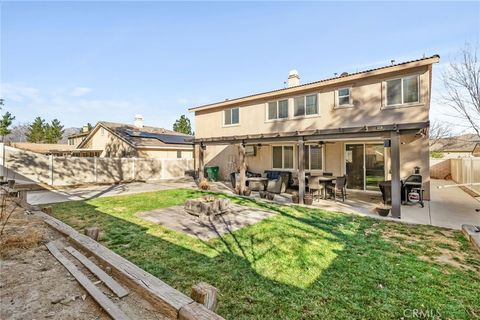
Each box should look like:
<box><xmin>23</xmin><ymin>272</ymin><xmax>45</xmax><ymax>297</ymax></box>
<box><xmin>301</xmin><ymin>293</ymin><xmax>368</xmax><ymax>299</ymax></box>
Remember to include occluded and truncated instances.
<box><xmin>194</xmin><ymin>66</ymin><xmax>431</xmax><ymax>139</ymax></box>
<box><xmin>137</xmin><ymin>149</ymin><xmax>193</xmax><ymax>159</ymax></box>
<box><xmin>82</xmin><ymin>128</ymin><xmax>136</xmax><ymax>157</ymax></box>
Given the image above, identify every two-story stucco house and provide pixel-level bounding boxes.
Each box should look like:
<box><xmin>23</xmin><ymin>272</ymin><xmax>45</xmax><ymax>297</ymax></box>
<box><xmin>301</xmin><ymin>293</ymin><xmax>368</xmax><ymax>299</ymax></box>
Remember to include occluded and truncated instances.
<box><xmin>189</xmin><ymin>55</ymin><xmax>440</xmax><ymax>217</ymax></box>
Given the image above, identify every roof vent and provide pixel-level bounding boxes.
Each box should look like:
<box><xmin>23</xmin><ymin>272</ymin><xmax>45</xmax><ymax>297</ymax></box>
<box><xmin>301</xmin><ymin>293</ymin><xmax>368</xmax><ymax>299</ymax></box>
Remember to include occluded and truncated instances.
<box><xmin>340</xmin><ymin>72</ymin><xmax>349</xmax><ymax>77</ymax></box>
<box><xmin>134</xmin><ymin>114</ymin><xmax>144</xmax><ymax>129</ymax></box>
<box><xmin>287</xmin><ymin>70</ymin><xmax>300</xmax><ymax>87</ymax></box>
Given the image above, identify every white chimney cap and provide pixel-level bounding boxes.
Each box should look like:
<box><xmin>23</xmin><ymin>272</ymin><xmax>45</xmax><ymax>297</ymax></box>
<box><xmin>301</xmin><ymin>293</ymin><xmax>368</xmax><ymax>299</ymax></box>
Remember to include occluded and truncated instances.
<box><xmin>288</xmin><ymin>69</ymin><xmax>299</xmax><ymax>77</ymax></box>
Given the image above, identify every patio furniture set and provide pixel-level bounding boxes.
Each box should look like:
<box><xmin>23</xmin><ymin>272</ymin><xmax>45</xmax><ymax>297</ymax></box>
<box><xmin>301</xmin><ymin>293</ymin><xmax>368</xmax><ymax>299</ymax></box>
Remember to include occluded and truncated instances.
<box><xmin>230</xmin><ymin>169</ymin><xmax>348</xmax><ymax>203</ymax></box>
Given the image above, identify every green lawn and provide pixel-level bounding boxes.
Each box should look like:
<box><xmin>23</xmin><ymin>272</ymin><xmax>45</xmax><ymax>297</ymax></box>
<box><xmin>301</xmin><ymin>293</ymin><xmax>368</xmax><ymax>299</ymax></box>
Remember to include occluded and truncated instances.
<box><xmin>50</xmin><ymin>189</ymin><xmax>480</xmax><ymax>319</ymax></box>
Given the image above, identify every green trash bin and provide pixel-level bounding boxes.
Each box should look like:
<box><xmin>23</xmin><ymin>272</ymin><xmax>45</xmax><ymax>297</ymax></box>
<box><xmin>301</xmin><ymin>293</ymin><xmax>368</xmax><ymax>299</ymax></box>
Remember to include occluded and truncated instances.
<box><xmin>205</xmin><ymin>166</ymin><xmax>219</xmax><ymax>182</ymax></box>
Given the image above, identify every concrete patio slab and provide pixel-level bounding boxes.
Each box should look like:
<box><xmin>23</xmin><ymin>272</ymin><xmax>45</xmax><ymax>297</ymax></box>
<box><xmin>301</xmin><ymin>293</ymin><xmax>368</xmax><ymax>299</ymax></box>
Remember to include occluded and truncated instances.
<box><xmin>137</xmin><ymin>204</ymin><xmax>276</xmax><ymax>241</ymax></box>
<box><xmin>27</xmin><ymin>178</ymin><xmax>197</xmax><ymax>205</ymax></box>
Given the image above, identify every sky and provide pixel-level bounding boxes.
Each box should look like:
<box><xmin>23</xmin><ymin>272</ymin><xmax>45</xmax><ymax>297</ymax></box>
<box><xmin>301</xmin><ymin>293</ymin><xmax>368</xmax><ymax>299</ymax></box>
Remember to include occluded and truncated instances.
<box><xmin>1</xmin><ymin>1</ymin><xmax>479</xmax><ymax>132</ymax></box>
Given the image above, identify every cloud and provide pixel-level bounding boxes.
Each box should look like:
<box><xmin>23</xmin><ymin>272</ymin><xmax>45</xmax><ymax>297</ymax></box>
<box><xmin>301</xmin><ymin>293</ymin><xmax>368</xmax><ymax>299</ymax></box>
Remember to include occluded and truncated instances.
<box><xmin>71</xmin><ymin>87</ymin><xmax>93</xmax><ymax>97</ymax></box>
<box><xmin>1</xmin><ymin>83</ymin><xmax>42</xmax><ymax>103</ymax></box>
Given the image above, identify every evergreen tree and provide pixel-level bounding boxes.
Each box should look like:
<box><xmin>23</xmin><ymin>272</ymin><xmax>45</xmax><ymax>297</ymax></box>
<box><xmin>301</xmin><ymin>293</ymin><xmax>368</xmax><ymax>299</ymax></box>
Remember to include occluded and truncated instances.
<box><xmin>0</xmin><ymin>112</ymin><xmax>15</xmax><ymax>142</ymax></box>
<box><xmin>26</xmin><ymin>117</ymin><xmax>45</xmax><ymax>143</ymax></box>
<box><xmin>44</xmin><ymin>119</ymin><xmax>64</xmax><ymax>143</ymax></box>
<box><xmin>172</xmin><ymin>115</ymin><xmax>193</xmax><ymax>135</ymax></box>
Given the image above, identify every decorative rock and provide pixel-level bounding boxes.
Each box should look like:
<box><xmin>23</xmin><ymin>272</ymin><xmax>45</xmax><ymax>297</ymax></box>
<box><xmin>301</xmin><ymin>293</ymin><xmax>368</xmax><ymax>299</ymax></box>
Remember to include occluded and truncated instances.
<box><xmin>84</xmin><ymin>227</ymin><xmax>100</xmax><ymax>241</ymax></box>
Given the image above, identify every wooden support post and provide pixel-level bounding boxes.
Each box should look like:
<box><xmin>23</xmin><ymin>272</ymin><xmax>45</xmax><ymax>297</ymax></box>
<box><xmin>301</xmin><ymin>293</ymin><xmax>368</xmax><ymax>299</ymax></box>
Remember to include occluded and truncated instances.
<box><xmin>191</xmin><ymin>282</ymin><xmax>218</xmax><ymax>312</ymax></box>
<box><xmin>198</xmin><ymin>144</ymin><xmax>205</xmax><ymax>181</ymax></box>
<box><xmin>390</xmin><ymin>131</ymin><xmax>401</xmax><ymax>219</ymax></box>
<box><xmin>298</xmin><ymin>139</ymin><xmax>305</xmax><ymax>205</ymax></box>
<box><xmin>84</xmin><ymin>227</ymin><xmax>100</xmax><ymax>241</ymax></box>
<box><xmin>239</xmin><ymin>143</ymin><xmax>246</xmax><ymax>195</ymax></box>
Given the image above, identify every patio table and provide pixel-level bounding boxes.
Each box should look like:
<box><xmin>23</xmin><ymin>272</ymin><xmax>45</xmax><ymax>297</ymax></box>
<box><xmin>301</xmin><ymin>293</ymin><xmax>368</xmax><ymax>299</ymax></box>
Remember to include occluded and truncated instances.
<box><xmin>307</xmin><ymin>176</ymin><xmax>336</xmax><ymax>199</ymax></box>
<box><xmin>247</xmin><ymin>177</ymin><xmax>269</xmax><ymax>191</ymax></box>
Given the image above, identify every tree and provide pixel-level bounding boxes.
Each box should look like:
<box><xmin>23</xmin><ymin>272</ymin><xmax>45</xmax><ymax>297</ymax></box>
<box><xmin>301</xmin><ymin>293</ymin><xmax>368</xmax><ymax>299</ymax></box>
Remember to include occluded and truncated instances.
<box><xmin>441</xmin><ymin>44</ymin><xmax>480</xmax><ymax>138</ymax></box>
<box><xmin>44</xmin><ymin>119</ymin><xmax>64</xmax><ymax>143</ymax></box>
<box><xmin>26</xmin><ymin>117</ymin><xmax>45</xmax><ymax>143</ymax></box>
<box><xmin>87</xmin><ymin>123</ymin><xmax>93</xmax><ymax>131</ymax></box>
<box><xmin>0</xmin><ymin>112</ymin><xmax>15</xmax><ymax>142</ymax></box>
<box><xmin>173</xmin><ymin>115</ymin><xmax>193</xmax><ymax>135</ymax></box>
<box><xmin>429</xmin><ymin>121</ymin><xmax>450</xmax><ymax>147</ymax></box>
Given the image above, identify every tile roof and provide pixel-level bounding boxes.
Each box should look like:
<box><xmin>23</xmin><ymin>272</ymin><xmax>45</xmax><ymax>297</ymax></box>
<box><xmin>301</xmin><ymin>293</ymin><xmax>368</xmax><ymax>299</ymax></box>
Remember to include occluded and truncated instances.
<box><xmin>189</xmin><ymin>54</ymin><xmax>440</xmax><ymax>112</ymax></box>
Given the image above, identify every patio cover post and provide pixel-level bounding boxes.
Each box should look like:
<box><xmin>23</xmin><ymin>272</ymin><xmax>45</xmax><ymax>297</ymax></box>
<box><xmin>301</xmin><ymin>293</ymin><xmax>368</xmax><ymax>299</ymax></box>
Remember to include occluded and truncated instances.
<box><xmin>390</xmin><ymin>131</ymin><xmax>401</xmax><ymax>219</ymax></box>
<box><xmin>198</xmin><ymin>144</ymin><xmax>205</xmax><ymax>181</ymax></box>
<box><xmin>298</xmin><ymin>139</ymin><xmax>305</xmax><ymax>205</ymax></box>
<box><xmin>239</xmin><ymin>142</ymin><xmax>246</xmax><ymax>194</ymax></box>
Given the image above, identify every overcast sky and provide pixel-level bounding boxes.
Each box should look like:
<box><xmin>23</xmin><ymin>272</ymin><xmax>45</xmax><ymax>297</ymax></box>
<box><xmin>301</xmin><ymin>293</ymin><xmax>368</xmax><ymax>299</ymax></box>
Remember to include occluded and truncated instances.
<box><xmin>1</xmin><ymin>1</ymin><xmax>479</xmax><ymax>132</ymax></box>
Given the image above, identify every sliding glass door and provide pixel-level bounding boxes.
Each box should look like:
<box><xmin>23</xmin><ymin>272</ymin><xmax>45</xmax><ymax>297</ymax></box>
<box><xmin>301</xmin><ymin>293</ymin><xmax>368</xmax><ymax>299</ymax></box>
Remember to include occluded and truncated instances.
<box><xmin>345</xmin><ymin>143</ymin><xmax>385</xmax><ymax>191</ymax></box>
<box><xmin>365</xmin><ymin>144</ymin><xmax>385</xmax><ymax>191</ymax></box>
<box><xmin>345</xmin><ymin>144</ymin><xmax>364</xmax><ymax>190</ymax></box>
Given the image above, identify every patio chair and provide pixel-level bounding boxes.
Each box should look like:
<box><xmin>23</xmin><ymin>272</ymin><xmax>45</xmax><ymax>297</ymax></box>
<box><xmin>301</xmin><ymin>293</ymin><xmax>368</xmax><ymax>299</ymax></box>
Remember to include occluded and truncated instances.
<box><xmin>307</xmin><ymin>176</ymin><xmax>322</xmax><ymax>201</ymax></box>
<box><xmin>266</xmin><ymin>172</ymin><xmax>289</xmax><ymax>194</ymax></box>
<box><xmin>327</xmin><ymin>175</ymin><xmax>347</xmax><ymax>202</ymax></box>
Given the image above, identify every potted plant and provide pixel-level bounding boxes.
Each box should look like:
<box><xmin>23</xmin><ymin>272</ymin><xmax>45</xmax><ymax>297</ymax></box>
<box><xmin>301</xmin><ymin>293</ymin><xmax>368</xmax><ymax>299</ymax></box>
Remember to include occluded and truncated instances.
<box><xmin>375</xmin><ymin>204</ymin><xmax>390</xmax><ymax>217</ymax></box>
<box><xmin>243</xmin><ymin>187</ymin><xmax>252</xmax><ymax>196</ymax></box>
<box><xmin>259</xmin><ymin>190</ymin><xmax>267</xmax><ymax>199</ymax></box>
<box><xmin>199</xmin><ymin>179</ymin><xmax>210</xmax><ymax>190</ymax></box>
<box><xmin>266</xmin><ymin>192</ymin><xmax>275</xmax><ymax>201</ymax></box>
<box><xmin>303</xmin><ymin>193</ymin><xmax>313</xmax><ymax>205</ymax></box>
<box><xmin>291</xmin><ymin>191</ymin><xmax>299</xmax><ymax>204</ymax></box>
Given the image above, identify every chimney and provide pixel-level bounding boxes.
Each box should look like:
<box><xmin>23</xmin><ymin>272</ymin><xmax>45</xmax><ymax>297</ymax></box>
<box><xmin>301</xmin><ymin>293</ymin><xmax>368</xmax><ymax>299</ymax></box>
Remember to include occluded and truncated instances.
<box><xmin>287</xmin><ymin>70</ymin><xmax>300</xmax><ymax>87</ymax></box>
<box><xmin>82</xmin><ymin>125</ymin><xmax>89</xmax><ymax>133</ymax></box>
<box><xmin>134</xmin><ymin>114</ymin><xmax>144</xmax><ymax>129</ymax></box>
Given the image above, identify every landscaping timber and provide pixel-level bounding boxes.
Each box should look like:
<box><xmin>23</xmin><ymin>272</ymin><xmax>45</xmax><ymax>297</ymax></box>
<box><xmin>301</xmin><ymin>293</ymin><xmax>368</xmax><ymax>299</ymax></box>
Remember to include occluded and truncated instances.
<box><xmin>45</xmin><ymin>241</ymin><xmax>130</xmax><ymax>320</ymax></box>
<box><xmin>65</xmin><ymin>246</ymin><xmax>129</xmax><ymax>298</ymax></box>
<box><xmin>38</xmin><ymin>211</ymin><xmax>223</xmax><ymax>319</ymax></box>
<box><xmin>462</xmin><ymin>224</ymin><xmax>480</xmax><ymax>253</ymax></box>
<box><xmin>191</xmin><ymin>282</ymin><xmax>217</xmax><ymax>311</ymax></box>
<box><xmin>84</xmin><ymin>227</ymin><xmax>100</xmax><ymax>240</ymax></box>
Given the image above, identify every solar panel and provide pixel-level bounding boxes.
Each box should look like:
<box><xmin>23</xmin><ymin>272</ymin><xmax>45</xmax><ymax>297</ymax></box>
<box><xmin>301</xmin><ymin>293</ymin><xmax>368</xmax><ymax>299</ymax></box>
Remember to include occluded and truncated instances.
<box><xmin>123</xmin><ymin>129</ymin><xmax>193</xmax><ymax>145</ymax></box>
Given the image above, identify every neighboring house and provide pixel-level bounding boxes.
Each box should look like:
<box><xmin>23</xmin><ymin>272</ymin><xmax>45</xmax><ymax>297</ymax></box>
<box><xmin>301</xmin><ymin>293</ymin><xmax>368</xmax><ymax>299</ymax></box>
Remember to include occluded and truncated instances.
<box><xmin>67</xmin><ymin>126</ymin><xmax>91</xmax><ymax>147</ymax></box>
<box><xmin>430</xmin><ymin>134</ymin><xmax>480</xmax><ymax>158</ymax></box>
<box><xmin>76</xmin><ymin>116</ymin><xmax>194</xmax><ymax>159</ymax></box>
<box><xmin>10</xmin><ymin>142</ymin><xmax>75</xmax><ymax>157</ymax></box>
<box><xmin>189</xmin><ymin>55</ymin><xmax>440</xmax><ymax>216</ymax></box>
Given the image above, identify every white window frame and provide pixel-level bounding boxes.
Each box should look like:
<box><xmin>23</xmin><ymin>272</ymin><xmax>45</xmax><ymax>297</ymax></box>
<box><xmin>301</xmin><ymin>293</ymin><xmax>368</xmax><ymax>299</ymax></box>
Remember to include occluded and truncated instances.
<box><xmin>266</xmin><ymin>99</ymin><xmax>289</xmax><ymax>122</ymax></box>
<box><xmin>293</xmin><ymin>93</ymin><xmax>320</xmax><ymax>118</ymax></box>
<box><xmin>271</xmin><ymin>145</ymin><xmax>295</xmax><ymax>170</ymax></box>
<box><xmin>223</xmin><ymin>107</ymin><xmax>240</xmax><ymax>127</ymax></box>
<box><xmin>335</xmin><ymin>87</ymin><xmax>353</xmax><ymax>108</ymax></box>
<box><xmin>304</xmin><ymin>144</ymin><xmax>325</xmax><ymax>171</ymax></box>
<box><xmin>384</xmin><ymin>75</ymin><xmax>421</xmax><ymax>108</ymax></box>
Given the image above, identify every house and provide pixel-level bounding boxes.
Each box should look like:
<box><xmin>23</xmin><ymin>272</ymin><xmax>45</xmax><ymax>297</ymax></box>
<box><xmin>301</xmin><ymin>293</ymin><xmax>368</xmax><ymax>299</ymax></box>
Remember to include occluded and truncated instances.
<box><xmin>67</xmin><ymin>126</ymin><xmax>91</xmax><ymax>147</ymax></box>
<box><xmin>189</xmin><ymin>55</ymin><xmax>440</xmax><ymax>217</ymax></box>
<box><xmin>75</xmin><ymin>116</ymin><xmax>194</xmax><ymax>158</ymax></box>
<box><xmin>431</xmin><ymin>133</ymin><xmax>480</xmax><ymax>158</ymax></box>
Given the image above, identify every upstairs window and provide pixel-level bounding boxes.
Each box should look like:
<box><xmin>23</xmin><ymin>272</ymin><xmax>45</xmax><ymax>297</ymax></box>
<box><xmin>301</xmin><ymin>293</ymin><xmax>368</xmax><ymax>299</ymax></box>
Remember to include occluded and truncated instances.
<box><xmin>337</xmin><ymin>88</ymin><xmax>351</xmax><ymax>107</ymax></box>
<box><xmin>224</xmin><ymin>107</ymin><xmax>239</xmax><ymax>125</ymax></box>
<box><xmin>267</xmin><ymin>99</ymin><xmax>289</xmax><ymax>120</ymax></box>
<box><xmin>294</xmin><ymin>94</ymin><xmax>318</xmax><ymax>117</ymax></box>
<box><xmin>386</xmin><ymin>75</ymin><xmax>419</xmax><ymax>106</ymax></box>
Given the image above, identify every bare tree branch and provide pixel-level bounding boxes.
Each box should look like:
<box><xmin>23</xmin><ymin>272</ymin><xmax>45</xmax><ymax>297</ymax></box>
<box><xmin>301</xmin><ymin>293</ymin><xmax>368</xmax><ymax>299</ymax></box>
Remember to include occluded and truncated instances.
<box><xmin>441</xmin><ymin>44</ymin><xmax>480</xmax><ymax>139</ymax></box>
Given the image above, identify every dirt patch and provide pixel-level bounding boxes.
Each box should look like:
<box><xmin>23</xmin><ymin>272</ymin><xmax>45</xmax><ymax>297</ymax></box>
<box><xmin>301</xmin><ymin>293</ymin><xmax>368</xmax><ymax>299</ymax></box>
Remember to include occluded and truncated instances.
<box><xmin>0</xmin><ymin>199</ymin><xmax>168</xmax><ymax>320</ymax></box>
<box><xmin>381</xmin><ymin>223</ymin><xmax>480</xmax><ymax>273</ymax></box>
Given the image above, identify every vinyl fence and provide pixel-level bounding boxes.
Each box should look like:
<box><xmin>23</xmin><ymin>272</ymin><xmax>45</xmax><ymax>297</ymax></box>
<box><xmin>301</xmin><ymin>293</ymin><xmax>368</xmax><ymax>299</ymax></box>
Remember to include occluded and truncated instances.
<box><xmin>0</xmin><ymin>144</ymin><xmax>194</xmax><ymax>186</ymax></box>
<box><xmin>450</xmin><ymin>158</ymin><xmax>480</xmax><ymax>193</ymax></box>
